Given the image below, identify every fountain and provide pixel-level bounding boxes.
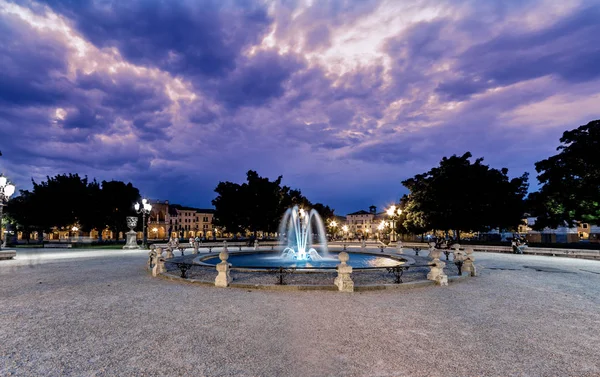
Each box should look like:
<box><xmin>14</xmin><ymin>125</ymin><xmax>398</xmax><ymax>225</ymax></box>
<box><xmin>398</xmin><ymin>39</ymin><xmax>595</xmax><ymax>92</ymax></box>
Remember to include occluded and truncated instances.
<box><xmin>195</xmin><ymin>206</ymin><xmax>407</xmax><ymax>269</ymax></box>
<box><xmin>279</xmin><ymin>206</ymin><xmax>328</xmax><ymax>261</ymax></box>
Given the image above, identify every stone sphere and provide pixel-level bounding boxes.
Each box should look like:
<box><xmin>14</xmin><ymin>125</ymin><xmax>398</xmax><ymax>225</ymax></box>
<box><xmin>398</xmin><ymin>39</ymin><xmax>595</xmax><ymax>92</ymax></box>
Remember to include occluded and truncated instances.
<box><xmin>219</xmin><ymin>250</ymin><xmax>229</xmax><ymax>261</ymax></box>
<box><xmin>338</xmin><ymin>251</ymin><xmax>349</xmax><ymax>263</ymax></box>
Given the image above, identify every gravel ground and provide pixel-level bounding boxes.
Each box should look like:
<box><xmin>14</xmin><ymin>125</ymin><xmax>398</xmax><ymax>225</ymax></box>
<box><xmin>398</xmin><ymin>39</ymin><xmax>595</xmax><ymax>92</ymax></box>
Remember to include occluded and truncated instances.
<box><xmin>1</xmin><ymin>247</ymin><xmax>599</xmax><ymax>376</ymax></box>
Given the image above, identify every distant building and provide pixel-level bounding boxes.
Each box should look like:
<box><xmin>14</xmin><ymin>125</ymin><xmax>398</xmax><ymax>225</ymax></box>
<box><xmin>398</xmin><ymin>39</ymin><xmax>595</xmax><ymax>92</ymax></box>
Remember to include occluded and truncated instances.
<box><xmin>165</xmin><ymin>204</ymin><xmax>215</xmax><ymax>240</ymax></box>
<box><xmin>345</xmin><ymin>205</ymin><xmax>389</xmax><ymax>239</ymax></box>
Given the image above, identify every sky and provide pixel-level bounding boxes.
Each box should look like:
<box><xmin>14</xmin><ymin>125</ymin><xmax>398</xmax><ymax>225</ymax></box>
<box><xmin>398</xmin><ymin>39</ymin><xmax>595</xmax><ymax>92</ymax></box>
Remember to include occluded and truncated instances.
<box><xmin>0</xmin><ymin>0</ymin><xmax>599</xmax><ymax>215</ymax></box>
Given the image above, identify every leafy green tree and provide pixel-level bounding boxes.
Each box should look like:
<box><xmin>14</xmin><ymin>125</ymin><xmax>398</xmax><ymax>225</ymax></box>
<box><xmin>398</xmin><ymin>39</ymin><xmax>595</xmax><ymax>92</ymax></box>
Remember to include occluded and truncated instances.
<box><xmin>312</xmin><ymin>203</ymin><xmax>335</xmax><ymax>222</ymax></box>
<box><xmin>401</xmin><ymin>152</ymin><xmax>528</xmax><ymax>240</ymax></box>
<box><xmin>5</xmin><ymin>175</ymin><xmax>140</xmax><ymax>242</ymax></box>
<box><xmin>532</xmin><ymin>119</ymin><xmax>600</xmax><ymax>228</ymax></box>
<box><xmin>99</xmin><ymin>180</ymin><xmax>140</xmax><ymax>241</ymax></box>
<box><xmin>212</xmin><ymin>170</ymin><xmax>334</xmax><ymax>236</ymax></box>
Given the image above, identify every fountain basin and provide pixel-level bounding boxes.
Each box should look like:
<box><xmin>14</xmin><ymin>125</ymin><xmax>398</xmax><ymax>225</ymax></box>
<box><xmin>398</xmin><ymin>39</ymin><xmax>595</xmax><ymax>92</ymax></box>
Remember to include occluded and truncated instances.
<box><xmin>196</xmin><ymin>251</ymin><xmax>407</xmax><ymax>269</ymax></box>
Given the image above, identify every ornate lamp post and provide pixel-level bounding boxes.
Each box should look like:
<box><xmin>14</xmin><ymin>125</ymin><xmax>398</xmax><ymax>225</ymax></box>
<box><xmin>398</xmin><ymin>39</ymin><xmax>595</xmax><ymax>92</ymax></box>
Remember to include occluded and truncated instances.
<box><xmin>134</xmin><ymin>198</ymin><xmax>152</xmax><ymax>249</ymax></box>
<box><xmin>386</xmin><ymin>205</ymin><xmax>402</xmax><ymax>242</ymax></box>
<box><xmin>378</xmin><ymin>220</ymin><xmax>385</xmax><ymax>241</ymax></box>
<box><xmin>0</xmin><ymin>176</ymin><xmax>16</xmax><ymax>250</ymax></box>
<box><xmin>329</xmin><ymin>220</ymin><xmax>338</xmax><ymax>240</ymax></box>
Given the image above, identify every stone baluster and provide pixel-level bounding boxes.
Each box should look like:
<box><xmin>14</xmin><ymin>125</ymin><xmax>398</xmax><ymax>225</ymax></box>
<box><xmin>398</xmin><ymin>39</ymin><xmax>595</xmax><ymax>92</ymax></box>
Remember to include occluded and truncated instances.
<box><xmin>427</xmin><ymin>248</ymin><xmax>448</xmax><ymax>286</ymax></box>
<box><xmin>334</xmin><ymin>252</ymin><xmax>354</xmax><ymax>292</ymax></box>
<box><xmin>254</xmin><ymin>240</ymin><xmax>258</xmax><ymax>250</ymax></box>
<box><xmin>452</xmin><ymin>244</ymin><xmax>461</xmax><ymax>261</ymax></box>
<box><xmin>463</xmin><ymin>247</ymin><xmax>477</xmax><ymax>276</ymax></box>
<box><xmin>152</xmin><ymin>255</ymin><xmax>165</xmax><ymax>277</ymax></box>
<box><xmin>192</xmin><ymin>241</ymin><xmax>199</xmax><ymax>254</ymax></box>
<box><xmin>215</xmin><ymin>248</ymin><xmax>232</xmax><ymax>287</ymax></box>
<box><xmin>396</xmin><ymin>240</ymin><xmax>403</xmax><ymax>254</ymax></box>
<box><xmin>453</xmin><ymin>244</ymin><xmax>465</xmax><ymax>275</ymax></box>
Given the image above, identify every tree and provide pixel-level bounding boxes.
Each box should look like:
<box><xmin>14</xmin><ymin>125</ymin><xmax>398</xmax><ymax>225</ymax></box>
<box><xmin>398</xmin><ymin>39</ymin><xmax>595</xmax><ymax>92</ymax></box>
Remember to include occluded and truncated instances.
<box><xmin>212</xmin><ymin>170</ymin><xmax>334</xmax><ymax>236</ymax></box>
<box><xmin>401</xmin><ymin>152</ymin><xmax>529</xmax><ymax>240</ymax></box>
<box><xmin>5</xmin><ymin>175</ymin><xmax>140</xmax><ymax>242</ymax></box>
<box><xmin>99</xmin><ymin>180</ymin><xmax>140</xmax><ymax>241</ymax></box>
<box><xmin>532</xmin><ymin>119</ymin><xmax>600</xmax><ymax>228</ymax></box>
<box><xmin>312</xmin><ymin>203</ymin><xmax>335</xmax><ymax>222</ymax></box>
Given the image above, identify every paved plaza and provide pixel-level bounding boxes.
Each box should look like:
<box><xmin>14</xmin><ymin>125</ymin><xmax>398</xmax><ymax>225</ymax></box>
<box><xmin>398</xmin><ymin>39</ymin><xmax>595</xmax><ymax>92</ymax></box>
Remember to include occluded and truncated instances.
<box><xmin>1</xmin><ymin>248</ymin><xmax>599</xmax><ymax>376</ymax></box>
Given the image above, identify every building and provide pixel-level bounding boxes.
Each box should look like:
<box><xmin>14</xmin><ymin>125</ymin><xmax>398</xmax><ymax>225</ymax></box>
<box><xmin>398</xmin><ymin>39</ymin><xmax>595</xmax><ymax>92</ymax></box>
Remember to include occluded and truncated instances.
<box><xmin>345</xmin><ymin>206</ymin><xmax>394</xmax><ymax>239</ymax></box>
<box><xmin>165</xmin><ymin>204</ymin><xmax>215</xmax><ymax>240</ymax></box>
<box><xmin>517</xmin><ymin>216</ymin><xmax>579</xmax><ymax>243</ymax></box>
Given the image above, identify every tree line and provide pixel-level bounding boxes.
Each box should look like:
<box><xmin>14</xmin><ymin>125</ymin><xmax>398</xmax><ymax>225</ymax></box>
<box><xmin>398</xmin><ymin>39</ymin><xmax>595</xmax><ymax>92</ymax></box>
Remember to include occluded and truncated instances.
<box><xmin>399</xmin><ymin>119</ymin><xmax>599</xmax><ymax>240</ymax></box>
<box><xmin>211</xmin><ymin>170</ymin><xmax>334</xmax><ymax>236</ymax></box>
<box><xmin>5</xmin><ymin>174</ymin><xmax>140</xmax><ymax>242</ymax></box>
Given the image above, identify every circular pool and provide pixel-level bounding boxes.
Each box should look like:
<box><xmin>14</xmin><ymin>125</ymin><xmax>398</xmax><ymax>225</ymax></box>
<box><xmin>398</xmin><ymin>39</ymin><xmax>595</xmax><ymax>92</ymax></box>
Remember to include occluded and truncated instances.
<box><xmin>198</xmin><ymin>252</ymin><xmax>406</xmax><ymax>269</ymax></box>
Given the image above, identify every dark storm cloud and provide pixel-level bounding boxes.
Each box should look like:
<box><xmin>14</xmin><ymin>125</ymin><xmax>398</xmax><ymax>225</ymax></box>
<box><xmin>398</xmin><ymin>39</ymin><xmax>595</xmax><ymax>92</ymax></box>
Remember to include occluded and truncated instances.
<box><xmin>436</xmin><ymin>4</ymin><xmax>600</xmax><ymax>101</ymax></box>
<box><xmin>212</xmin><ymin>50</ymin><xmax>304</xmax><ymax>108</ymax></box>
<box><xmin>0</xmin><ymin>15</ymin><xmax>70</xmax><ymax>106</ymax></box>
<box><xmin>44</xmin><ymin>0</ymin><xmax>272</xmax><ymax>78</ymax></box>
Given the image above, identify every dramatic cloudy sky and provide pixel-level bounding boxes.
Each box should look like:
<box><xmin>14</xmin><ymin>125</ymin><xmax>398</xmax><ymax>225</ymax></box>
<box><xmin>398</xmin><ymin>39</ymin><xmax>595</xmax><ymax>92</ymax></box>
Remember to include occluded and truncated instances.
<box><xmin>1</xmin><ymin>0</ymin><xmax>599</xmax><ymax>214</ymax></box>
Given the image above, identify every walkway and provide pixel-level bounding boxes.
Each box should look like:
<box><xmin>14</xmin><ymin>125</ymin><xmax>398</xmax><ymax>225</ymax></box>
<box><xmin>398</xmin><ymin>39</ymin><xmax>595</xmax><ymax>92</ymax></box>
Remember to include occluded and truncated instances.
<box><xmin>1</xmin><ymin>248</ymin><xmax>599</xmax><ymax>376</ymax></box>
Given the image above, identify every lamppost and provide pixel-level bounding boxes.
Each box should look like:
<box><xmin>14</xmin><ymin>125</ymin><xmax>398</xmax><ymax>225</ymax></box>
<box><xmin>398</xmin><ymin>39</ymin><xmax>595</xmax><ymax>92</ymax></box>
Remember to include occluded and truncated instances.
<box><xmin>342</xmin><ymin>225</ymin><xmax>349</xmax><ymax>250</ymax></box>
<box><xmin>134</xmin><ymin>198</ymin><xmax>152</xmax><ymax>249</ymax></box>
<box><xmin>329</xmin><ymin>220</ymin><xmax>338</xmax><ymax>240</ymax></box>
<box><xmin>342</xmin><ymin>225</ymin><xmax>348</xmax><ymax>241</ymax></box>
<box><xmin>386</xmin><ymin>205</ymin><xmax>402</xmax><ymax>242</ymax></box>
<box><xmin>0</xmin><ymin>176</ymin><xmax>16</xmax><ymax>250</ymax></box>
<box><xmin>378</xmin><ymin>220</ymin><xmax>385</xmax><ymax>241</ymax></box>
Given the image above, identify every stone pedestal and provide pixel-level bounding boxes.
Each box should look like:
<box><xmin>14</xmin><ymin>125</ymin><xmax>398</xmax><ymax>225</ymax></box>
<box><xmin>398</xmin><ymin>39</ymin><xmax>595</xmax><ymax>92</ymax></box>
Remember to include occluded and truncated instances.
<box><xmin>123</xmin><ymin>230</ymin><xmax>140</xmax><ymax>249</ymax></box>
<box><xmin>152</xmin><ymin>256</ymin><xmax>165</xmax><ymax>277</ymax></box>
<box><xmin>215</xmin><ymin>249</ymin><xmax>232</xmax><ymax>287</ymax></box>
<box><xmin>334</xmin><ymin>252</ymin><xmax>354</xmax><ymax>292</ymax></box>
<box><xmin>123</xmin><ymin>216</ymin><xmax>140</xmax><ymax>250</ymax></box>
<box><xmin>427</xmin><ymin>249</ymin><xmax>448</xmax><ymax>286</ymax></box>
<box><xmin>463</xmin><ymin>247</ymin><xmax>477</xmax><ymax>276</ymax></box>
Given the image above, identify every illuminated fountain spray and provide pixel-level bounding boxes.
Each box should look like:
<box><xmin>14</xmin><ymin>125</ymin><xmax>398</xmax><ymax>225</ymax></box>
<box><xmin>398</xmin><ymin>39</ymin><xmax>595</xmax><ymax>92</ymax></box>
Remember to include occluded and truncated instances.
<box><xmin>279</xmin><ymin>205</ymin><xmax>329</xmax><ymax>261</ymax></box>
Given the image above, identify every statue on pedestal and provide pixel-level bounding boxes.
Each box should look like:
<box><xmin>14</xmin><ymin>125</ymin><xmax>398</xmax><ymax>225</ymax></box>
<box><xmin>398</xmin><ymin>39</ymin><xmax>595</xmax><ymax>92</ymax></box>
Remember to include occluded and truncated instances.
<box><xmin>123</xmin><ymin>216</ymin><xmax>140</xmax><ymax>249</ymax></box>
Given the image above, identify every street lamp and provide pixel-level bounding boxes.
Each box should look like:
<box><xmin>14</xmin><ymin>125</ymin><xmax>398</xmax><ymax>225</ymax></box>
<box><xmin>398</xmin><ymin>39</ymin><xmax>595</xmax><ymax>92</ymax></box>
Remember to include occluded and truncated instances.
<box><xmin>386</xmin><ymin>205</ymin><xmax>402</xmax><ymax>242</ymax></box>
<box><xmin>329</xmin><ymin>220</ymin><xmax>338</xmax><ymax>240</ymax></box>
<box><xmin>134</xmin><ymin>198</ymin><xmax>152</xmax><ymax>248</ymax></box>
<box><xmin>377</xmin><ymin>220</ymin><xmax>385</xmax><ymax>240</ymax></box>
<box><xmin>0</xmin><ymin>176</ymin><xmax>16</xmax><ymax>250</ymax></box>
<box><xmin>342</xmin><ymin>225</ymin><xmax>348</xmax><ymax>240</ymax></box>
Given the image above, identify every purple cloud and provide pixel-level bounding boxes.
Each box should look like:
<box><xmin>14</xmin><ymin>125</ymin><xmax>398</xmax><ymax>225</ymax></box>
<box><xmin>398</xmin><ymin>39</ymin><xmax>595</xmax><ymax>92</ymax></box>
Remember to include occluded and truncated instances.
<box><xmin>1</xmin><ymin>0</ymin><xmax>600</xmax><ymax>214</ymax></box>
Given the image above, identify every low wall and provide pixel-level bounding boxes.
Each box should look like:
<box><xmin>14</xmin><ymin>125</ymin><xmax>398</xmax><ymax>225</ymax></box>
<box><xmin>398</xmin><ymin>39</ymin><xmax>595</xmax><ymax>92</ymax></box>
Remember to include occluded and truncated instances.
<box><xmin>400</xmin><ymin>242</ymin><xmax>600</xmax><ymax>260</ymax></box>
